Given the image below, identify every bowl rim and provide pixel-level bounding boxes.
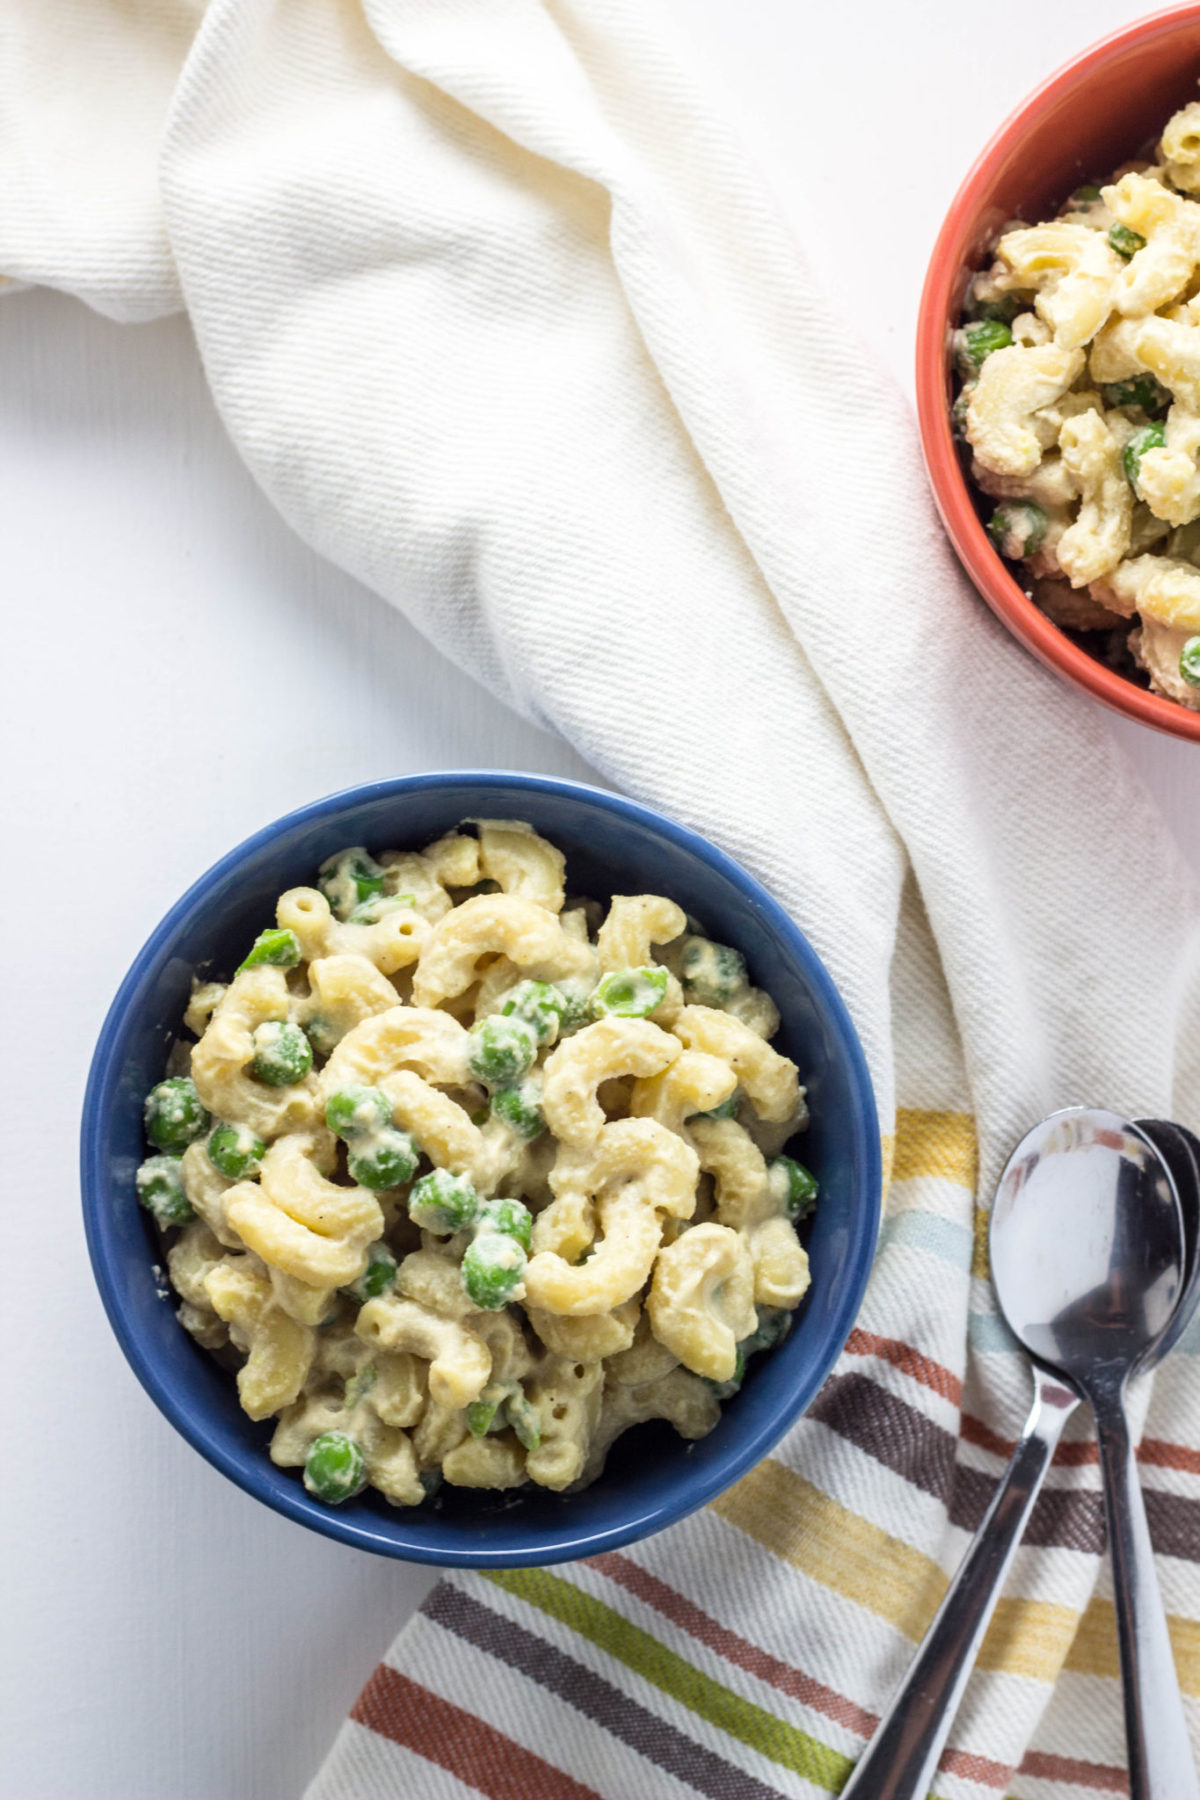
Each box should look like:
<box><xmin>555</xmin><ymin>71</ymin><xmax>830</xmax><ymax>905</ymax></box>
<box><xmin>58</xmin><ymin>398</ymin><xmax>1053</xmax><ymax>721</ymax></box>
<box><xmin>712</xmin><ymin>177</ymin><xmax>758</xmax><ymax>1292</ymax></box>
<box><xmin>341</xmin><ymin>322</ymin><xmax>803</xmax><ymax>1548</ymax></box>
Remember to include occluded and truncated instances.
<box><xmin>81</xmin><ymin>769</ymin><xmax>882</xmax><ymax>1566</ymax></box>
<box><xmin>915</xmin><ymin>2</ymin><xmax>1200</xmax><ymax>744</ymax></box>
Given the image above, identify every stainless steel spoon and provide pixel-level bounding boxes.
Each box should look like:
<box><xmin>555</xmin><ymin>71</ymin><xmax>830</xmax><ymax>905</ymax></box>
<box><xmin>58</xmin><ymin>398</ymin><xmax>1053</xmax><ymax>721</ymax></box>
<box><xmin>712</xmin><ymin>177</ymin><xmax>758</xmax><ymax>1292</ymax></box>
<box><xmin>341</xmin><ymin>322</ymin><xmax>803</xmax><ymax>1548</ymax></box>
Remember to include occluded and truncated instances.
<box><xmin>842</xmin><ymin>1107</ymin><xmax>1196</xmax><ymax>1800</ymax></box>
<box><xmin>1100</xmin><ymin>1116</ymin><xmax>1200</xmax><ymax>1797</ymax></box>
<box><xmin>1134</xmin><ymin>1118</ymin><xmax>1200</xmax><ymax>1360</ymax></box>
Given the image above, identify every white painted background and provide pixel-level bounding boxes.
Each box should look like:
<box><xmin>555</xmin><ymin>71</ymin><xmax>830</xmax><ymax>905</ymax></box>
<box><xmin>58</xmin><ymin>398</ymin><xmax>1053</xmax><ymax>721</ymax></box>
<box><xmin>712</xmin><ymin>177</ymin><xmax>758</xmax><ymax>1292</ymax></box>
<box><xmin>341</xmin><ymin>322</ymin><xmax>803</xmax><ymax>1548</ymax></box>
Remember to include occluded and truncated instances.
<box><xmin>3</xmin><ymin>4</ymin><xmax>1197</xmax><ymax>1796</ymax></box>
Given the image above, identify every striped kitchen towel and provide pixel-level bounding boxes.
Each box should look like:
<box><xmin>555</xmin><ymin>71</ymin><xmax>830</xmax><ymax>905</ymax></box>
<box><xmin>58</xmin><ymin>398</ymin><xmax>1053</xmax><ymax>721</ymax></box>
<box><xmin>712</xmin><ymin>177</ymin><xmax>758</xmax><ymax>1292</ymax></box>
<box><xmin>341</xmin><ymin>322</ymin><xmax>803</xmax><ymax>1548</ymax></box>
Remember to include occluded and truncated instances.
<box><xmin>309</xmin><ymin>1109</ymin><xmax>1200</xmax><ymax>1799</ymax></box>
<box><xmin>4</xmin><ymin>1</ymin><xmax>1200</xmax><ymax>1793</ymax></box>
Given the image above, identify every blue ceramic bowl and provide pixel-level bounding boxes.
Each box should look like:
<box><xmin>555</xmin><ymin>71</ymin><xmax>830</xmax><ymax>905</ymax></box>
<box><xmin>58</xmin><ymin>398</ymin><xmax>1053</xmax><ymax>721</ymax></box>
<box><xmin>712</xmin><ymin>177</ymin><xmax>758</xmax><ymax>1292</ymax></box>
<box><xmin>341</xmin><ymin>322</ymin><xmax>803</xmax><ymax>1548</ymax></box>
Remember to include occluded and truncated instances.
<box><xmin>82</xmin><ymin>772</ymin><xmax>881</xmax><ymax>1566</ymax></box>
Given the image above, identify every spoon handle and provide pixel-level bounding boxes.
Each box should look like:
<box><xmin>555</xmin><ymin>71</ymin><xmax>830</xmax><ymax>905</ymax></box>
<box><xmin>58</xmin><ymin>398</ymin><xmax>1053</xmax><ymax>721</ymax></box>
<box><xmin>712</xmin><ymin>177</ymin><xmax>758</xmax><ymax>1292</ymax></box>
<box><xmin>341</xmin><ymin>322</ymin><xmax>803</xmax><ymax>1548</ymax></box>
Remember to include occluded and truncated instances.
<box><xmin>1094</xmin><ymin>1389</ymin><xmax>1199</xmax><ymax>1799</ymax></box>
<box><xmin>840</xmin><ymin>1369</ymin><xmax>1078</xmax><ymax>1800</ymax></box>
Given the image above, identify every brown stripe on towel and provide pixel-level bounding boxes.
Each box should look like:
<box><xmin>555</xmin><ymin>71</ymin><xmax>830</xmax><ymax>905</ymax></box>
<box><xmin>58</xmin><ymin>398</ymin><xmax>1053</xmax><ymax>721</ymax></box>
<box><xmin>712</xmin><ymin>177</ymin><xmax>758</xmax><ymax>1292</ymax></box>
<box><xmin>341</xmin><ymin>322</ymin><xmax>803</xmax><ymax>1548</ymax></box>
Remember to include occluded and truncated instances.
<box><xmin>842</xmin><ymin>1331</ymin><xmax>1200</xmax><ymax>1486</ymax></box>
<box><xmin>843</xmin><ymin>1327</ymin><xmax>964</xmax><ymax>1405</ymax></box>
<box><xmin>587</xmin><ymin>1550</ymin><xmax>878</xmax><ymax>1739</ymax></box>
<box><xmin>424</xmin><ymin>1579</ymin><xmax>794</xmax><ymax>1800</ymax></box>
<box><xmin>589</xmin><ymin>1552</ymin><xmax>1023</xmax><ymax>1791</ymax></box>
<box><xmin>810</xmin><ymin>1372</ymin><xmax>1200</xmax><ymax>1560</ymax></box>
<box><xmin>351</xmin><ymin>1664</ymin><xmax>603</xmax><ymax>1800</ymax></box>
<box><xmin>1019</xmin><ymin>1749</ymin><xmax>1130</xmax><ymax>1792</ymax></box>
<box><xmin>808</xmin><ymin>1372</ymin><xmax>958</xmax><ymax>1504</ymax></box>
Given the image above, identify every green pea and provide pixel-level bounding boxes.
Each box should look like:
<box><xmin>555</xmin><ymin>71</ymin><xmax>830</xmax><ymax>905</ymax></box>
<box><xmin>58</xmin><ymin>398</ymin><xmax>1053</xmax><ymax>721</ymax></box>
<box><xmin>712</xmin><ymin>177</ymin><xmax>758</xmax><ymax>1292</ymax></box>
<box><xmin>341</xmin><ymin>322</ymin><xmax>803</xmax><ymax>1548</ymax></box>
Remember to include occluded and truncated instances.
<box><xmin>303</xmin><ymin>1432</ymin><xmax>367</xmax><ymax>1505</ymax></box>
<box><xmin>1070</xmin><ymin>185</ymin><xmax>1104</xmax><ymax>204</ymax></box>
<box><xmin>695</xmin><ymin>1089</ymin><xmax>740</xmax><ymax>1122</ymax></box>
<box><xmin>237</xmin><ymin>927</ymin><xmax>301</xmax><ymax>974</ymax></box>
<box><xmin>1180</xmin><ymin>637</ymin><xmax>1200</xmax><ymax>686</ymax></box>
<box><xmin>951</xmin><ymin>389</ymin><xmax>972</xmax><ymax>440</ymax></box>
<box><xmin>703</xmin><ymin>1346</ymin><xmax>746</xmax><ymax>1401</ymax></box>
<box><xmin>680</xmin><ymin>938</ymin><xmax>747</xmax><ymax>1007</ymax></box>
<box><xmin>589</xmin><ymin>965</ymin><xmax>669</xmax><ymax>1019</ymax></box>
<box><xmin>467</xmin><ymin>1014</ymin><xmax>538</xmax><ymax>1087</ymax></box>
<box><xmin>305</xmin><ymin>1017</ymin><xmax>339</xmax><ymax>1058</ymax></box>
<box><xmin>317</xmin><ymin>847</ymin><xmax>385</xmax><ymax>921</ymax></box>
<box><xmin>408</xmin><ymin>1168</ymin><xmax>480</xmax><ymax>1234</ymax></box>
<box><xmin>143</xmin><ymin>1077</ymin><xmax>210</xmax><ymax>1153</ymax></box>
<box><xmin>326</xmin><ymin>1084</ymin><xmax>393</xmax><ymax>1140</ymax></box>
<box><xmin>504</xmin><ymin>1390</ymin><xmax>541</xmax><ymax>1452</ymax></box>
<box><xmin>552</xmin><ymin>981</ymin><xmax>593</xmax><ymax>1032</ymax></box>
<box><xmin>769</xmin><ymin>1155</ymin><xmax>819</xmax><ymax>1220</ymax></box>
<box><xmin>136</xmin><ymin>1155</ymin><xmax>194</xmax><ymax>1227</ymax></box>
<box><xmin>250</xmin><ymin>1021</ymin><xmax>313</xmax><ymax>1087</ymax></box>
<box><xmin>466</xmin><ymin>1397</ymin><xmax>501</xmax><ymax>1436</ymax></box>
<box><xmin>1123</xmin><ymin>421</ymin><xmax>1167</xmax><ymax>495</ymax></box>
<box><xmin>477</xmin><ymin>1197</ymin><xmax>533</xmax><ymax>1252</ymax></box>
<box><xmin>343</xmin><ymin>1364</ymin><xmax>377</xmax><ymax>1408</ymax></box>
<box><xmin>1170</xmin><ymin>519</ymin><xmax>1200</xmax><ymax>566</ymax></box>
<box><xmin>1108</xmin><ymin>221</ymin><xmax>1146</xmax><ymax>260</ymax></box>
<box><xmin>419</xmin><ymin>1469</ymin><xmax>443</xmax><ymax>1500</ymax></box>
<box><xmin>345</xmin><ymin>1244</ymin><xmax>399</xmax><ymax>1302</ymax></box>
<box><xmin>986</xmin><ymin>502</ymin><xmax>1047</xmax><ymax>560</ymax></box>
<box><xmin>966</xmin><ymin>290</ymin><xmax>1021</xmax><ymax>325</ymax></box>
<box><xmin>744</xmin><ymin>1307</ymin><xmax>793</xmax><ymax>1355</ymax></box>
<box><xmin>348</xmin><ymin>1127</ymin><xmax>419</xmax><ymax>1190</ymax></box>
<box><xmin>491</xmin><ymin>1079</ymin><xmax>545</xmax><ymax>1140</ymax></box>
<box><xmin>955</xmin><ymin>319</ymin><xmax>1012</xmax><ymax>376</ymax></box>
<box><xmin>206</xmin><ymin>1122</ymin><xmax>266</xmax><ymax>1181</ymax></box>
<box><xmin>461</xmin><ymin>1232</ymin><xmax>526</xmax><ymax>1309</ymax></box>
<box><xmin>1101</xmin><ymin>373</ymin><xmax>1169</xmax><ymax>415</ymax></box>
<box><xmin>501</xmin><ymin>979</ymin><xmax>565</xmax><ymax>1046</ymax></box>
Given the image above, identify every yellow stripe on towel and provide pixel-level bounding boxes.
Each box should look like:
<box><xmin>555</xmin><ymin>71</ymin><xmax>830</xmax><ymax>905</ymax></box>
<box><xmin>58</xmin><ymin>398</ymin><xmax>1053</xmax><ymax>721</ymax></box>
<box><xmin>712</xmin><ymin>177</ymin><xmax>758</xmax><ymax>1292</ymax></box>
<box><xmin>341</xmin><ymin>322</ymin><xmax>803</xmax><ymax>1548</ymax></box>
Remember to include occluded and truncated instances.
<box><xmin>711</xmin><ymin>1463</ymin><xmax>948</xmax><ymax>1645</ymax></box>
<box><xmin>714</xmin><ymin>1461</ymin><xmax>1200</xmax><ymax>1694</ymax></box>
<box><xmin>891</xmin><ymin>1109</ymin><xmax>977</xmax><ymax>1191</ymax></box>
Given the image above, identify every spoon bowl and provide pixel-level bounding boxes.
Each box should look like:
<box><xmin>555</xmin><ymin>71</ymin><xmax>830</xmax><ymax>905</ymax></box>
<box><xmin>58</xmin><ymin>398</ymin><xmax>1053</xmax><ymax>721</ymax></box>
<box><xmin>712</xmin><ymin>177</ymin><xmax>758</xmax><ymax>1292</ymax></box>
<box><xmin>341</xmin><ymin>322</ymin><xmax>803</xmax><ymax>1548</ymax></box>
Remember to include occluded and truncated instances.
<box><xmin>1134</xmin><ymin>1118</ymin><xmax>1200</xmax><ymax>1360</ymax></box>
<box><xmin>990</xmin><ymin>1108</ymin><xmax>1184</xmax><ymax>1381</ymax></box>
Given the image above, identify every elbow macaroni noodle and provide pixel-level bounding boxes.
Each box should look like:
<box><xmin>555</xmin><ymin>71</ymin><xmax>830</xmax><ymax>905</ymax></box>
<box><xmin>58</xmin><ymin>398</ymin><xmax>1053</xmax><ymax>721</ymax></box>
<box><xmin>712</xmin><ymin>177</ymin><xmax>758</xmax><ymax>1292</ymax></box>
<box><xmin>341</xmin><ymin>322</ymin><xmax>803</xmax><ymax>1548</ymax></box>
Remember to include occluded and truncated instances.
<box><xmin>957</xmin><ymin>97</ymin><xmax>1200</xmax><ymax>710</ymax></box>
<box><xmin>133</xmin><ymin>823</ymin><xmax>818</xmax><ymax>1508</ymax></box>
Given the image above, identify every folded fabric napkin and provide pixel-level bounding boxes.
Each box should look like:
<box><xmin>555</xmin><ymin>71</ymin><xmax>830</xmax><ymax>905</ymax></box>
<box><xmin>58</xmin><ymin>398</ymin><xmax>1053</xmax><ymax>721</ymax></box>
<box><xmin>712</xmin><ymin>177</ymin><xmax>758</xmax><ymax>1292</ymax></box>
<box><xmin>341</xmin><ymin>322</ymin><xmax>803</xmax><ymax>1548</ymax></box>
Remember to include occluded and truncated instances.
<box><xmin>8</xmin><ymin>2</ymin><xmax>1200</xmax><ymax>1793</ymax></box>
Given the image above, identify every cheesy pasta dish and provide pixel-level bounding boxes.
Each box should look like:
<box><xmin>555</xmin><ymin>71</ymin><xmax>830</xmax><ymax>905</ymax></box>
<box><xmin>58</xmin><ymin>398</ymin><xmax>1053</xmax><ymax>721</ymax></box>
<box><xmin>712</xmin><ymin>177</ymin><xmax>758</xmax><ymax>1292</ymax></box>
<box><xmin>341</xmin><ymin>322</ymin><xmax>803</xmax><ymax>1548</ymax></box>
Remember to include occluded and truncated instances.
<box><xmin>134</xmin><ymin>821</ymin><xmax>817</xmax><ymax>1508</ymax></box>
<box><xmin>956</xmin><ymin>96</ymin><xmax>1200</xmax><ymax>709</ymax></box>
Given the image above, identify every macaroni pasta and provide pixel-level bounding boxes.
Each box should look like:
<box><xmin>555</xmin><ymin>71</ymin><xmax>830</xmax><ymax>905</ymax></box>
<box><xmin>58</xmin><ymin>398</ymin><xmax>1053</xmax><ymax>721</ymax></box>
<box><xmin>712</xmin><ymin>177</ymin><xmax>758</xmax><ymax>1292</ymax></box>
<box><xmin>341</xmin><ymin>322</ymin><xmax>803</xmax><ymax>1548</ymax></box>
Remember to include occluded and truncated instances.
<box><xmin>956</xmin><ymin>97</ymin><xmax>1200</xmax><ymax>709</ymax></box>
<box><xmin>133</xmin><ymin>823</ymin><xmax>819</xmax><ymax>1507</ymax></box>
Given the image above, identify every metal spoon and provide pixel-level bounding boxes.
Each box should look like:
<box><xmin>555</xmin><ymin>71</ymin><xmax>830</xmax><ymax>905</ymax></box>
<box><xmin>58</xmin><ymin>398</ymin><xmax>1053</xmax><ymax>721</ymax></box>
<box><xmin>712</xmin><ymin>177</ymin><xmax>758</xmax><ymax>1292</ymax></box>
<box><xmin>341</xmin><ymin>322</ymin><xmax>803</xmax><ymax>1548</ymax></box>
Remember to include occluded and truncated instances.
<box><xmin>1100</xmin><ymin>1116</ymin><xmax>1200</xmax><ymax>1797</ymax></box>
<box><xmin>842</xmin><ymin>1107</ymin><xmax>1195</xmax><ymax>1800</ymax></box>
<box><xmin>1134</xmin><ymin>1118</ymin><xmax>1200</xmax><ymax>1360</ymax></box>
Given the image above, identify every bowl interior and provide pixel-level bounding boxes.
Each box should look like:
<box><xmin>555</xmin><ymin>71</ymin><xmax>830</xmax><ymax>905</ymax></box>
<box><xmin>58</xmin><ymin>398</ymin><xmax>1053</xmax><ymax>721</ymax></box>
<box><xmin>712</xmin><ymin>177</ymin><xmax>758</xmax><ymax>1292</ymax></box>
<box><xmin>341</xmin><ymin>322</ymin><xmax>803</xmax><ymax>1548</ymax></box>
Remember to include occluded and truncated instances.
<box><xmin>83</xmin><ymin>774</ymin><xmax>880</xmax><ymax>1565</ymax></box>
<box><xmin>917</xmin><ymin>6</ymin><xmax>1200</xmax><ymax>742</ymax></box>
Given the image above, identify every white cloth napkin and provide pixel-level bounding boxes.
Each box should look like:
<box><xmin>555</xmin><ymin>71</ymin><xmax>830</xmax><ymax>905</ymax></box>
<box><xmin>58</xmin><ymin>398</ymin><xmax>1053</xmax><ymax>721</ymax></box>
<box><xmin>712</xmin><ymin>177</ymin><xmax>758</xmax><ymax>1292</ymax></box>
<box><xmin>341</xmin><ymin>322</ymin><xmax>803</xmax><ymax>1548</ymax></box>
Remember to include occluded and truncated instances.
<box><xmin>7</xmin><ymin>3</ymin><xmax>1200</xmax><ymax>1793</ymax></box>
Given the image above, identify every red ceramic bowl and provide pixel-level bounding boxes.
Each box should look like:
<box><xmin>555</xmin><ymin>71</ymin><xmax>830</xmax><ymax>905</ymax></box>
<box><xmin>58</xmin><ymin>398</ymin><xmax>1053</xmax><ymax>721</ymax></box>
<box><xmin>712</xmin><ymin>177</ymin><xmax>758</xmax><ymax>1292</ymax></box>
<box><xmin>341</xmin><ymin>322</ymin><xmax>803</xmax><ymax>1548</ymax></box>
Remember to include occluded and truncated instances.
<box><xmin>916</xmin><ymin>5</ymin><xmax>1200</xmax><ymax>743</ymax></box>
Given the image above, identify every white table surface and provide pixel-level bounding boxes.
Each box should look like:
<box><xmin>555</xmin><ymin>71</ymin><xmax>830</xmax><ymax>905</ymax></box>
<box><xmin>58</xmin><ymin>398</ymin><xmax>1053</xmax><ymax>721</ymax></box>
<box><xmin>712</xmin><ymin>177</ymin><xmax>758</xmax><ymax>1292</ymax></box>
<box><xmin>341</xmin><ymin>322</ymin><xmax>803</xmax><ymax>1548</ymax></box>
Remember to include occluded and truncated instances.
<box><xmin>3</xmin><ymin>4</ymin><xmax>1197</xmax><ymax>1796</ymax></box>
